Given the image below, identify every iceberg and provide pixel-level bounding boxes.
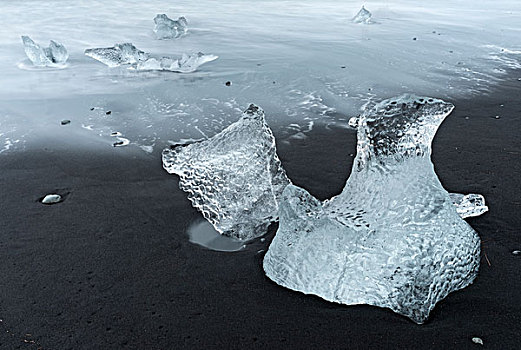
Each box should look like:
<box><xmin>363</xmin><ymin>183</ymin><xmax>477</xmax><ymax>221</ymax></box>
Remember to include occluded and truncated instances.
<box><xmin>21</xmin><ymin>36</ymin><xmax>68</xmax><ymax>66</ymax></box>
<box><xmin>154</xmin><ymin>14</ymin><xmax>188</xmax><ymax>39</ymax></box>
<box><xmin>264</xmin><ymin>95</ymin><xmax>482</xmax><ymax>324</ymax></box>
<box><xmin>352</xmin><ymin>6</ymin><xmax>372</xmax><ymax>24</ymax></box>
<box><xmin>85</xmin><ymin>43</ymin><xmax>217</xmax><ymax>72</ymax></box>
<box><xmin>162</xmin><ymin>104</ymin><xmax>290</xmax><ymax>240</ymax></box>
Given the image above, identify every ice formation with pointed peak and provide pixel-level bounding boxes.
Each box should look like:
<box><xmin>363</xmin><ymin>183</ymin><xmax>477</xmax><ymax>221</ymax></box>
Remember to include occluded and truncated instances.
<box><xmin>154</xmin><ymin>14</ymin><xmax>188</xmax><ymax>39</ymax></box>
<box><xmin>162</xmin><ymin>104</ymin><xmax>290</xmax><ymax>240</ymax></box>
<box><xmin>450</xmin><ymin>193</ymin><xmax>489</xmax><ymax>218</ymax></box>
<box><xmin>21</xmin><ymin>36</ymin><xmax>69</xmax><ymax>66</ymax></box>
<box><xmin>85</xmin><ymin>44</ymin><xmax>217</xmax><ymax>72</ymax></box>
<box><xmin>264</xmin><ymin>95</ymin><xmax>481</xmax><ymax>324</ymax></box>
<box><xmin>352</xmin><ymin>6</ymin><xmax>372</xmax><ymax>24</ymax></box>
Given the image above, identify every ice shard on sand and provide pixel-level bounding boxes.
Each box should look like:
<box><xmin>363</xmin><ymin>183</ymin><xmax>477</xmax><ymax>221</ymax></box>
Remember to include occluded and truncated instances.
<box><xmin>21</xmin><ymin>36</ymin><xmax>69</xmax><ymax>66</ymax></box>
<box><xmin>264</xmin><ymin>95</ymin><xmax>482</xmax><ymax>324</ymax></box>
<box><xmin>162</xmin><ymin>104</ymin><xmax>290</xmax><ymax>240</ymax></box>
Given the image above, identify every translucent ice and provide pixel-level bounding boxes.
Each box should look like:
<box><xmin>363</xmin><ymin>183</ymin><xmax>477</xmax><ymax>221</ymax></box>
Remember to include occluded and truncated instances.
<box><xmin>84</xmin><ymin>43</ymin><xmax>150</xmax><ymax>67</ymax></box>
<box><xmin>85</xmin><ymin>44</ymin><xmax>217</xmax><ymax>72</ymax></box>
<box><xmin>352</xmin><ymin>6</ymin><xmax>372</xmax><ymax>24</ymax></box>
<box><xmin>162</xmin><ymin>104</ymin><xmax>290</xmax><ymax>240</ymax></box>
<box><xmin>264</xmin><ymin>95</ymin><xmax>481</xmax><ymax>324</ymax></box>
<box><xmin>450</xmin><ymin>193</ymin><xmax>489</xmax><ymax>218</ymax></box>
<box><xmin>21</xmin><ymin>36</ymin><xmax>68</xmax><ymax>66</ymax></box>
<box><xmin>154</xmin><ymin>14</ymin><xmax>188</xmax><ymax>39</ymax></box>
<box><xmin>134</xmin><ymin>52</ymin><xmax>218</xmax><ymax>73</ymax></box>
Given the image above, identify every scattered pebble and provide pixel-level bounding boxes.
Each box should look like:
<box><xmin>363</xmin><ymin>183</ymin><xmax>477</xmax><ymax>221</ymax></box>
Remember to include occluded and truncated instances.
<box><xmin>512</xmin><ymin>250</ymin><xmax>520</xmax><ymax>255</ymax></box>
<box><xmin>412</xmin><ymin>37</ymin><xmax>417</xmax><ymax>41</ymax></box>
<box><xmin>225</xmin><ymin>81</ymin><xmax>231</xmax><ymax>86</ymax></box>
<box><xmin>472</xmin><ymin>337</ymin><xmax>483</xmax><ymax>345</ymax></box>
<box><xmin>61</xmin><ymin>119</ymin><xmax>71</xmax><ymax>125</ymax></box>
<box><xmin>273</xmin><ymin>81</ymin><xmax>276</xmax><ymax>84</ymax></box>
<box><xmin>449</xmin><ymin>50</ymin><xmax>454</xmax><ymax>53</ymax></box>
<box><xmin>42</xmin><ymin>194</ymin><xmax>62</xmax><ymax>204</ymax></box>
<box><xmin>341</xmin><ymin>66</ymin><xmax>346</xmax><ymax>69</ymax></box>
<box><xmin>105</xmin><ymin>111</ymin><xmax>112</xmax><ymax>115</ymax></box>
<box><xmin>90</xmin><ymin>107</ymin><xmax>95</xmax><ymax>111</ymax></box>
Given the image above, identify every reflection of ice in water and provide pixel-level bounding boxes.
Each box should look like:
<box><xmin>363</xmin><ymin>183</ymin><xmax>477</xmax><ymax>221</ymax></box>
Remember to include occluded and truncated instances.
<box><xmin>187</xmin><ymin>220</ymin><xmax>245</xmax><ymax>252</ymax></box>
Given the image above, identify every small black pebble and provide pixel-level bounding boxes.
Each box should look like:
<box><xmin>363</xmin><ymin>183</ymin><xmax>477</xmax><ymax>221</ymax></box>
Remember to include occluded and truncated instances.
<box><xmin>106</xmin><ymin>111</ymin><xmax>111</xmax><ymax>115</ymax></box>
<box><xmin>412</xmin><ymin>37</ymin><xmax>417</xmax><ymax>41</ymax></box>
<box><xmin>341</xmin><ymin>66</ymin><xmax>346</xmax><ymax>69</ymax></box>
<box><xmin>113</xmin><ymin>141</ymin><xmax>124</xmax><ymax>147</ymax></box>
<box><xmin>257</xmin><ymin>63</ymin><xmax>262</xmax><ymax>66</ymax></box>
<box><xmin>61</xmin><ymin>120</ymin><xmax>71</xmax><ymax>125</ymax></box>
<box><xmin>273</xmin><ymin>81</ymin><xmax>276</xmax><ymax>84</ymax></box>
<box><xmin>90</xmin><ymin>107</ymin><xmax>94</xmax><ymax>111</ymax></box>
<box><xmin>225</xmin><ymin>81</ymin><xmax>231</xmax><ymax>86</ymax></box>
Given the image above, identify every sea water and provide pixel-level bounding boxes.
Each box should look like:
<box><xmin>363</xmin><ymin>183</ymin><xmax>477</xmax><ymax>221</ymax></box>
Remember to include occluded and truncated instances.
<box><xmin>0</xmin><ymin>0</ymin><xmax>520</xmax><ymax>153</ymax></box>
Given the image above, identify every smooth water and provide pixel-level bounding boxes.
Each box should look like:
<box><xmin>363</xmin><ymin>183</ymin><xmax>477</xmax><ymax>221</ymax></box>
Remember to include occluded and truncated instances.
<box><xmin>0</xmin><ymin>0</ymin><xmax>520</xmax><ymax>153</ymax></box>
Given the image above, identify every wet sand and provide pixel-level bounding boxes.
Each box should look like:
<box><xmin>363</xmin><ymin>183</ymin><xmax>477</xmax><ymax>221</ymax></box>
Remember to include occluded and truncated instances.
<box><xmin>1</xmin><ymin>74</ymin><xmax>520</xmax><ymax>349</ymax></box>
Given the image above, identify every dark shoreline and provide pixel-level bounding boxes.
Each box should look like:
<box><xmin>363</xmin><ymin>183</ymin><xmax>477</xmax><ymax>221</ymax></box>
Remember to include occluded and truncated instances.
<box><xmin>1</xmin><ymin>74</ymin><xmax>520</xmax><ymax>349</ymax></box>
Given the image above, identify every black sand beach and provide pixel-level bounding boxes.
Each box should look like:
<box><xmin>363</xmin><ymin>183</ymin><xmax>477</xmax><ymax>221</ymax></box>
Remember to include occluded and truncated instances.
<box><xmin>1</xmin><ymin>74</ymin><xmax>520</xmax><ymax>349</ymax></box>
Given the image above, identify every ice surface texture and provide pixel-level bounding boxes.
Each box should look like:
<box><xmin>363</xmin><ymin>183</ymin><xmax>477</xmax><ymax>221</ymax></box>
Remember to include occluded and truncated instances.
<box><xmin>85</xmin><ymin>43</ymin><xmax>217</xmax><ymax>73</ymax></box>
<box><xmin>162</xmin><ymin>104</ymin><xmax>290</xmax><ymax>240</ymax></box>
<box><xmin>352</xmin><ymin>6</ymin><xmax>372</xmax><ymax>24</ymax></box>
<box><xmin>264</xmin><ymin>95</ymin><xmax>481</xmax><ymax>324</ymax></box>
<box><xmin>154</xmin><ymin>14</ymin><xmax>188</xmax><ymax>39</ymax></box>
<box><xmin>21</xmin><ymin>36</ymin><xmax>68</xmax><ymax>66</ymax></box>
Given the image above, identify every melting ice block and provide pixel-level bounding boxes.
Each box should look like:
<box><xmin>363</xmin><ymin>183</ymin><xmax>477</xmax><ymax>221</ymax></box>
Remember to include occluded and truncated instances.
<box><xmin>85</xmin><ymin>43</ymin><xmax>217</xmax><ymax>72</ymax></box>
<box><xmin>162</xmin><ymin>104</ymin><xmax>290</xmax><ymax>240</ymax></box>
<box><xmin>352</xmin><ymin>6</ymin><xmax>372</xmax><ymax>24</ymax></box>
<box><xmin>135</xmin><ymin>52</ymin><xmax>218</xmax><ymax>73</ymax></box>
<box><xmin>84</xmin><ymin>43</ymin><xmax>150</xmax><ymax>67</ymax></box>
<box><xmin>264</xmin><ymin>95</ymin><xmax>482</xmax><ymax>324</ymax></box>
<box><xmin>21</xmin><ymin>36</ymin><xmax>68</xmax><ymax>66</ymax></box>
<box><xmin>154</xmin><ymin>14</ymin><xmax>188</xmax><ymax>39</ymax></box>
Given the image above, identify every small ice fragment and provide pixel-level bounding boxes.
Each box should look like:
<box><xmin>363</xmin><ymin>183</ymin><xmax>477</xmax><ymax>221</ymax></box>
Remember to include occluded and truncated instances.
<box><xmin>495</xmin><ymin>115</ymin><xmax>500</xmax><ymax>119</ymax></box>
<box><xmin>85</xmin><ymin>43</ymin><xmax>150</xmax><ymax>67</ymax></box>
<box><xmin>472</xmin><ymin>337</ymin><xmax>483</xmax><ymax>345</ymax></box>
<box><xmin>512</xmin><ymin>250</ymin><xmax>521</xmax><ymax>255</ymax></box>
<box><xmin>260</xmin><ymin>238</ymin><xmax>266</xmax><ymax>242</ymax></box>
<box><xmin>348</xmin><ymin>116</ymin><xmax>359</xmax><ymax>128</ymax></box>
<box><xmin>162</xmin><ymin>104</ymin><xmax>290</xmax><ymax>240</ymax></box>
<box><xmin>187</xmin><ymin>220</ymin><xmax>245</xmax><ymax>252</ymax></box>
<box><xmin>48</xmin><ymin>40</ymin><xmax>69</xmax><ymax>64</ymax></box>
<box><xmin>22</xmin><ymin>36</ymin><xmax>68</xmax><ymax>66</ymax></box>
<box><xmin>42</xmin><ymin>194</ymin><xmax>61</xmax><ymax>204</ymax></box>
<box><xmin>154</xmin><ymin>14</ymin><xmax>188</xmax><ymax>39</ymax></box>
<box><xmin>264</xmin><ymin>95</ymin><xmax>481</xmax><ymax>324</ymax></box>
<box><xmin>449</xmin><ymin>193</ymin><xmax>489</xmax><ymax>218</ymax></box>
<box><xmin>352</xmin><ymin>6</ymin><xmax>372</xmax><ymax>24</ymax></box>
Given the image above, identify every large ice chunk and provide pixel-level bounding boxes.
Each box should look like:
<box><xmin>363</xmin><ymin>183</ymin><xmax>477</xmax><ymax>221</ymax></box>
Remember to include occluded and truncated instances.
<box><xmin>264</xmin><ymin>95</ymin><xmax>481</xmax><ymax>324</ymax></box>
<box><xmin>154</xmin><ymin>14</ymin><xmax>188</xmax><ymax>39</ymax></box>
<box><xmin>85</xmin><ymin>43</ymin><xmax>217</xmax><ymax>72</ymax></box>
<box><xmin>84</xmin><ymin>43</ymin><xmax>150</xmax><ymax>67</ymax></box>
<box><xmin>162</xmin><ymin>104</ymin><xmax>290</xmax><ymax>240</ymax></box>
<box><xmin>21</xmin><ymin>36</ymin><xmax>69</xmax><ymax>66</ymax></box>
<box><xmin>352</xmin><ymin>6</ymin><xmax>372</xmax><ymax>24</ymax></box>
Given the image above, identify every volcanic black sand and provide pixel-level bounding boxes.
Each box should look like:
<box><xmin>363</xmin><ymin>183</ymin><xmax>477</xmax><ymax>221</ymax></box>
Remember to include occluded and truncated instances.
<box><xmin>1</xmin><ymin>75</ymin><xmax>520</xmax><ymax>349</ymax></box>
